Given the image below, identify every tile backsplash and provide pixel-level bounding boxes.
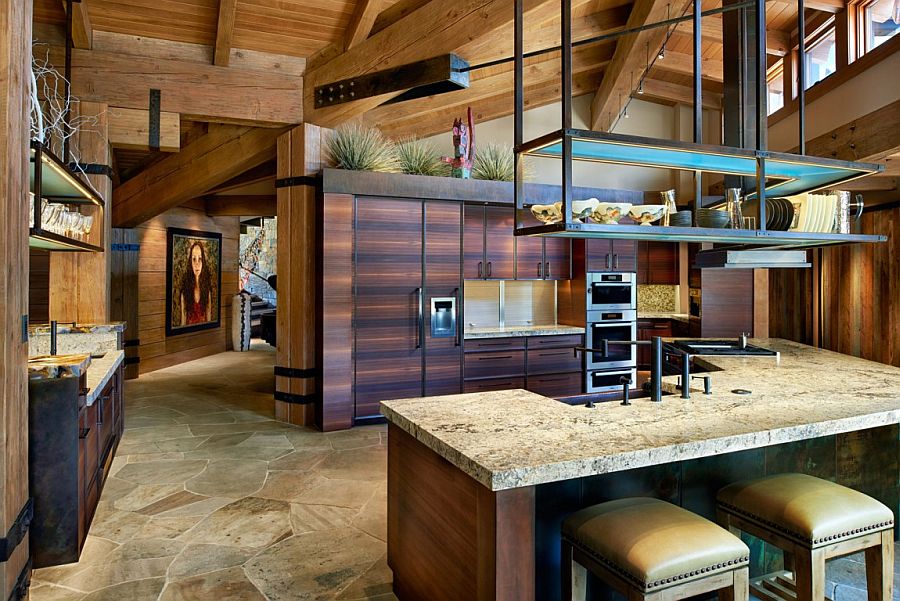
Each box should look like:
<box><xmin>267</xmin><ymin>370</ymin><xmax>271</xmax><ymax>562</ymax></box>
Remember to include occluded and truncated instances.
<box><xmin>637</xmin><ymin>284</ymin><xmax>679</xmax><ymax>312</ymax></box>
<box><xmin>463</xmin><ymin>280</ymin><xmax>557</xmax><ymax>328</ymax></box>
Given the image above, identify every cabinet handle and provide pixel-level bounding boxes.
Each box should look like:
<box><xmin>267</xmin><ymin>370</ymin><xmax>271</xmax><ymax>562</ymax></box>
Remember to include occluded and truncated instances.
<box><xmin>414</xmin><ymin>287</ymin><xmax>423</xmax><ymax>349</ymax></box>
<box><xmin>453</xmin><ymin>287</ymin><xmax>461</xmax><ymax>347</ymax></box>
<box><xmin>606</xmin><ymin>253</ymin><xmax>612</xmax><ymax>270</ymax></box>
<box><xmin>478</xmin><ymin>261</ymin><xmax>483</xmax><ymax>278</ymax></box>
<box><xmin>477</xmin><ymin>355</ymin><xmax>512</xmax><ymax>360</ymax></box>
<box><xmin>539</xmin><ymin>351</ymin><xmax>570</xmax><ymax>357</ymax></box>
<box><xmin>545</xmin><ymin>262</ymin><xmax>551</xmax><ymax>278</ymax></box>
<box><xmin>487</xmin><ymin>261</ymin><xmax>492</xmax><ymax>277</ymax></box>
<box><xmin>537</xmin><ymin>262</ymin><xmax>543</xmax><ymax>278</ymax></box>
<box><xmin>613</xmin><ymin>254</ymin><xmax>619</xmax><ymax>270</ymax></box>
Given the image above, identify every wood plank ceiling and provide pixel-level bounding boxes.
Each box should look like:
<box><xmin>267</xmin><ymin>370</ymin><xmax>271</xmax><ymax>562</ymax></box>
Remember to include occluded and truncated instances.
<box><xmin>34</xmin><ymin>0</ymin><xmax>887</xmax><ymax>218</ymax></box>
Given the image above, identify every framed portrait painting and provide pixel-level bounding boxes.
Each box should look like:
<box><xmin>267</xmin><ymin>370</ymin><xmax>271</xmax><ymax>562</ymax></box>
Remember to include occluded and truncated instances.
<box><xmin>165</xmin><ymin>228</ymin><xmax>222</xmax><ymax>336</ymax></box>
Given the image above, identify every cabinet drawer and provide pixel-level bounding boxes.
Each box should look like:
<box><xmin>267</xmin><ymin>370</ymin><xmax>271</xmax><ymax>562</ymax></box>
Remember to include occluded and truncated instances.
<box><xmin>464</xmin><ymin>350</ymin><xmax>525</xmax><ymax>379</ymax></box>
<box><xmin>527</xmin><ymin>347</ymin><xmax>581</xmax><ymax>375</ymax></box>
<box><xmin>464</xmin><ymin>337</ymin><xmax>525</xmax><ymax>352</ymax></box>
<box><xmin>526</xmin><ymin>372</ymin><xmax>583</xmax><ymax>397</ymax></box>
<box><xmin>463</xmin><ymin>377</ymin><xmax>526</xmax><ymax>393</ymax></box>
<box><xmin>526</xmin><ymin>334</ymin><xmax>583</xmax><ymax>349</ymax></box>
<box><xmin>80</xmin><ymin>404</ymin><xmax>99</xmax><ymax>494</ymax></box>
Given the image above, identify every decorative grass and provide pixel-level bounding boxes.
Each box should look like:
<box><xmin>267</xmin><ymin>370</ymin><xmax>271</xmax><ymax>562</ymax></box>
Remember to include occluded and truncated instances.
<box><xmin>396</xmin><ymin>137</ymin><xmax>448</xmax><ymax>176</ymax></box>
<box><xmin>472</xmin><ymin>143</ymin><xmax>517</xmax><ymax>182</ymax></box>
<box><xmin>326</xmin><ymin>123</ymin><xmax>399</xmax><ymax>172</ymax></box>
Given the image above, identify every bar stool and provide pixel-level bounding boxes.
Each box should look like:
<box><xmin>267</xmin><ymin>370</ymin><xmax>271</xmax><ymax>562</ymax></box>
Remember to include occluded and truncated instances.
<box><xmin>717</xmin><ymin>473</ymin><xmax>895</xmax><ymax>601</ymax></box>
<box><xmin>561</xmin><ymin>497</ymin><xmax>750</xmax><ymax>601</ymax></box>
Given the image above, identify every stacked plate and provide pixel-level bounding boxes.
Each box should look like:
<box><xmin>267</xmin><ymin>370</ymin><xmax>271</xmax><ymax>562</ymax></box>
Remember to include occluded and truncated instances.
<box><xmin>696</xmin><ymin>208</ymin><xmax>730</xmax><ymax>228</ymax></box>
<box><xmin>741</xmin><ymin>197</ymin><xmax>796</xmax><ymax>231</ymax></box>
<box><xmin>669</xmin><ymin>210</ymin><xmax>692</xmax><ymax>227</ymax></box>
<box><xmin>787</xmin><ymin>194</ymin><xmax>838</xmax><ymax>233</ymax></box>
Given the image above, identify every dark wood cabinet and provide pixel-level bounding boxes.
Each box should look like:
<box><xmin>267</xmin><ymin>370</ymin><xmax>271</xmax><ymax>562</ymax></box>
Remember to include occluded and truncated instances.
<box><xmin>637</xmin><ymin>319</ymin><xmax>673</xmax><ymax>368</ymax></box>
<box><xmin>464</xmin><ymin>204</ymin><xmax>515</xmax><ymax>279</ymax></box>
<box><xmin>355</xmin><ymin>197</ymin><xmax>463</xmax><ymax>420</ymax></box>
<box><xmin>586</xmin><ymin>239</ymin><xmax>637</xmax><ymax>272</ymax></box>
<box><xmin>30</xmin><ymin>364</ymin><xmax>124</xmax><ymax>568</ymax></box>
<box><xmin>543</xmin><ymin>237</ymin><xmax>571</xmax><ymax>280</ymax></box>
<box><xmin>638</xmin><ymin>242</ymin><xmax>678</xmax><ymax>285</ymax></box>
<box><xmin>515</xmin><ymin>234</ymin><xmax>571</xmax><ymax>280</ymax></box>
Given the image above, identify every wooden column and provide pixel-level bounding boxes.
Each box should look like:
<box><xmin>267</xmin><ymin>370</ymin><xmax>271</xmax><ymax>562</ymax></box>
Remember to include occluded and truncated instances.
<box><xmin>275</xmin><ymin>124</ymin><xmax>326</xmax><ymax>427</ymax></box>
<box><xmin>0</xmin><ymin>0</ymin><xmax>33</xmax><ymax>596</ymax></box>
<box><xmin>109</xmin><ymin>228</ymin><xmax>140</xmax><ymax>379</ymax></box>
<box><xmin>49</xmin><ymin>101</ymin><xmax>111</xmax><ymax>323</ymax></box>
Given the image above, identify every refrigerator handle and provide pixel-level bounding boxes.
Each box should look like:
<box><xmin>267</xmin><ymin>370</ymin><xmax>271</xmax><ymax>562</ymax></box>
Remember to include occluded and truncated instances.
<box><xmin>453</xmin><ymin>287</ymin><xmax>461</xmax><ymax>347</ymax></box>
<box><xmin>414</xmin><ymin>288</ymin><xmax>423</xmax><ymax>349</ymax></box>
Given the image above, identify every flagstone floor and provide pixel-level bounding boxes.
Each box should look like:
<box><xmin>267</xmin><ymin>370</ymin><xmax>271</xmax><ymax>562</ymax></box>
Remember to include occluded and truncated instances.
<box><xmin>31</xmin><ymin>342</ymin><xmax>396</xmax><ymax>601</ymax></box>
<box><xmin>29</xmin><ymin>342</ymin><xmax>898</xmax><ymax>601</ymax></box>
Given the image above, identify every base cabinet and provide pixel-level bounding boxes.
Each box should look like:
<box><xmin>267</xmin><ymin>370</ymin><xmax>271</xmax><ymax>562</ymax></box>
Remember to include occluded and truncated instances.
<box><xmin>29</xmin><ymin>365</ymin><xmax>124</xmax><ymax>568</ymax></box>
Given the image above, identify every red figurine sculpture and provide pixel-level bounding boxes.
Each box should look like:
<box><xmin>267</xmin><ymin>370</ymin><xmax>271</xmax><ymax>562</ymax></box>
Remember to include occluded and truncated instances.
<box><xmin>442</xmin><ymin>107</ymin><xmax>476</xmax><ymax>179</ymax></box>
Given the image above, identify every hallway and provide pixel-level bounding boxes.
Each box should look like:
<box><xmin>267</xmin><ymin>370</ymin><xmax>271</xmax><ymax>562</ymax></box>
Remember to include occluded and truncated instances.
<box><xmin>31</xmin><ymin>343</ymin><xmax>394</xmax><ymax>601</ymax></box>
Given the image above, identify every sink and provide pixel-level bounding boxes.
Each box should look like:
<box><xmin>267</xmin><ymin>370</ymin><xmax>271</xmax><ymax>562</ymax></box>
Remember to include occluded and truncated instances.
<box><xmin>671</xmin><ymin>339</ymin><xmax>778</xmax><ymax>357</ymax></box>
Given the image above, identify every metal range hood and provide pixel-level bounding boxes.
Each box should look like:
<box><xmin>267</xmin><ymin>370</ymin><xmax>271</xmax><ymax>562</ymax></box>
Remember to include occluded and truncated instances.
<box><xmin>693</xmin><ymin>249</ymin><xmax>811</xmax><ymax>269</ymax></box>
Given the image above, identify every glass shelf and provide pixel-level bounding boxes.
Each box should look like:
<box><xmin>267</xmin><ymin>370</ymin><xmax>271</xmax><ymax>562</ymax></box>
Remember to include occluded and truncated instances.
<box><xmin>30</xmin><ymin>142</ymin><xmax>104</xmax><ymax>206</ymax></box>
<box><xmin>515</xmin><ymin>222</ymin><xmax>887</xmax><ymax>249</ymax></box>
<box><xmin>520</xmin><ymin>129</ymin><xmax>883</xmax><ymax>199</ymax></box>
<box><xmin>29</xmin><ymin>228</ymin><xmax>104</xmax><ymax>252</ymax></box>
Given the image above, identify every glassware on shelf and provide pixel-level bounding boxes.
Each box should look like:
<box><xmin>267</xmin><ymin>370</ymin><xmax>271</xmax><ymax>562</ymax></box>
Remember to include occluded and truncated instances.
<box><xmin>659</xmin><ymin>189</ymin><xmax>677</xmax><ymax>226</ymax></box>
<box><xmin>725</xmin><ymin>188</ymin><xmax>744</xmax><ymax>229</ymax></box>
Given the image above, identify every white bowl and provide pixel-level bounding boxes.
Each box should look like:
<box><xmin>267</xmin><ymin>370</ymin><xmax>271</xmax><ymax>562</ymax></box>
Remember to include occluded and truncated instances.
<box><xmin>572</xmin><ymin>198</ymin><xmax>600</xmax><ymax>222</ymax></box>
<box><xmin>530</xmin><ymin>202</ymin><xmax>563</xmax><ymax>224</ymax></box>
<box><xmin>591</xmin><ymin>202</ymin><xmax>633</xmax><ymax>224</ymax></box>
<box><xmin>628</xmin><ymin>205</ymin><xmax>667</xmax><ymax>226</ymax></box>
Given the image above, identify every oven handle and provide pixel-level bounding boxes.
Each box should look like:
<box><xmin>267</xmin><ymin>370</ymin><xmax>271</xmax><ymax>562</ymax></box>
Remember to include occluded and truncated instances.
<box><xmin>574</xmin><ymin>342</ymin><xmax>647</xmax><ymax>358</ymax></box>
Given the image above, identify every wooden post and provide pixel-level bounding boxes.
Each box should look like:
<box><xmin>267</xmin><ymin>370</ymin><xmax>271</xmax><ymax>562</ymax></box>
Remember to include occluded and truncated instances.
<box><xmin>275</xmin><ymin>124</ymin><xmax>327</xmax><ymax>427</ymax></box>
<box><xmin>49</xmin><ymin>101</ymin><xmax>112</xmax><ymax>323</ymax></box>
<box><xmin>109</xmin><ymin>228</ymin><xmax>140</xmax><ymax>378</ymax></box>
<box><xmin>0</xmin><ymin>0</ymin><xmax>34</xmax><ymax>596</ymax></box>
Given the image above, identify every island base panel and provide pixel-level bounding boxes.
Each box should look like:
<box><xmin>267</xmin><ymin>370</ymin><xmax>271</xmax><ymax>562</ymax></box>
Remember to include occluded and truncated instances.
<box><xmin>387</xmin><ymin>424</ymin><xmax>535</xmax><ymax>601</ymax></box>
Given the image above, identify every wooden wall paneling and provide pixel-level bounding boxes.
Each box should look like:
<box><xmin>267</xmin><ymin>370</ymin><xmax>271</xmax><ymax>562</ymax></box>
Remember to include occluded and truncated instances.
<box><xmin>700</xmin><ymin>269</ymin><xmax>754</xmax><ymax>338</ymax></box>
<box><xmin>0</xmin><ymin>0</ymin><xmax>33</xmax><ymax>595</ymax></box>
<box><xmin>753</xmin><ymin>269</ymin><xmax>769</xmax><ymax>338</ymax></box>
<box><xmin>319</xmin><ymin>193</ymin><xmax>354</xmax><ymax>431</ymax></box>
<box><xmin>134</xmin><ymin>207</ymin><xmax>238</xmax><ymax>374</ymax></box>
<box><xmin>109</xmin><ymin>228</ymin><xmax>140</xmax><ymax>379</ymax></box>
<box><xmin>29</xmin><ymin>249</ymin><xmax>50</xmax><ymax>323</ymax></box>
<box><xmin>424</xmin><ymin>201</ymin><xmax>463</xmax><ymax>397</ymax></box>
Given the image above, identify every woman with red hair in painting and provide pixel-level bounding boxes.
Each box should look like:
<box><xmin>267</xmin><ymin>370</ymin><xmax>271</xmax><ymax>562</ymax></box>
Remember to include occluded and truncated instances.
<box><xmin>180</xmin><ymin>242</ymin><xmax>213</xmax><ymax>325</ymax></box>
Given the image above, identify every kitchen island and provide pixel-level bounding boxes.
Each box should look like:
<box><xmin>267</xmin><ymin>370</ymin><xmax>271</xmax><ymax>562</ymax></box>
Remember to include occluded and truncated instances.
<box><xmin>381</xmin><ymin>339</ymin><xmax>900</xmax><ymax>601</ymax></box>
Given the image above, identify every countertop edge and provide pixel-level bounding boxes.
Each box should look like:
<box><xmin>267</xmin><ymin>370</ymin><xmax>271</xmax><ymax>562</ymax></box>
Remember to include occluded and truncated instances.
<box><xmin>85</xmin><ymin>351</ymin><xmax>125</xmax><ymax>406</ymax></box>
<box><xmin>463</xmin><ymin>326</ymin><xmax>585</xmax><ymax>340</ymax></box>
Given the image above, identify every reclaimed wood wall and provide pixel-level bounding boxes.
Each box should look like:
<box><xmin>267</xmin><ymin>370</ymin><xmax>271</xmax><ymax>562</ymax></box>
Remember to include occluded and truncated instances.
<box><xmin>134</xmin><ymin>206</ymin><xmax>239</xmax><ymax>374</ymax></box>
<box><xmin>770</xmin><ymin>207</ymin><xmax>900</xmax><ymax>366</ymax></box>
<box><xmin>0</xmin><ymin>0</ymin><xmax>33</xmax><ymax>596</ymax></box>
<box><xmin>29</xmin><ymin>249</ymin><xmax>50</xmax><ymax>323</ymax></box>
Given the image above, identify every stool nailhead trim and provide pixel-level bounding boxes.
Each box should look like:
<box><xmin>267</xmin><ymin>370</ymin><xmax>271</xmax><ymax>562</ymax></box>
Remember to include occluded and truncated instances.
<box><xmin>718</xmin><ymin>500</ymin><xmax>894</xmax><ymax>547</ymax></box>
<box><xmin>565</xmin><ymin>534</ymin><xmax>749</xmax><ymax>591</ymax></box>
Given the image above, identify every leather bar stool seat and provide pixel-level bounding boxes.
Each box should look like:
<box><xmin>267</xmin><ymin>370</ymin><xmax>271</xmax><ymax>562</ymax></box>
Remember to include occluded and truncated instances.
<box><xmin>561</xmin><ymin>497</ymin><xmax>750</xmax><ymax>600</ymax></box>
<box><xmin>717</xmin><ymin>473</ymin><xmax>895</xmax><ymax>601</ymax></box>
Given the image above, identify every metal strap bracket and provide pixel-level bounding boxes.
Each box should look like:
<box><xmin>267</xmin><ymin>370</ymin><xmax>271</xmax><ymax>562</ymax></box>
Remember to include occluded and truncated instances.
<box><xmin>275</xmin><ymin>176</ymin><xmax>318</xmax><ymax>189</ymax></box>
<box><xmin>148</xmin><ymin>89</ymin><xmax>161</xmax><ymax>151</ymax></box>
<box><xmin>274</xmin><ymin>391</ymin><xmax>319</xmax><ymax>405</ymax></box>
<box><xmin>274</xmin><ymin>366</ymin><xmax>318</xmax><ymax>378</ymax></box>
<box><xmin>0</xmin><ymin>499</ymin><xmax>33</xmax><ymax>562</ymax></box>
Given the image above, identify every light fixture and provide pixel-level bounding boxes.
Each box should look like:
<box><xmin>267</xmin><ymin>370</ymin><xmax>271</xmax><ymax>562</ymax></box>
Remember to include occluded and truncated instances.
<box><xmin>638</xmin><ymin>79</ymin><xmax>644</xmax><ymax>94</ymax></box>
<box><xmin>658</xmin><ymin>4</ymin><xmax>670</xmax><ymax>59</ymax></box>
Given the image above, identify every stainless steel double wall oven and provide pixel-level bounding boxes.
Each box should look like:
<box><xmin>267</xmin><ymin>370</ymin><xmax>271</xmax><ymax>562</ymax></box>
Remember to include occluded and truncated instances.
<box><xmin>585</xmin><ymin>273</ymin><xmax>637</xmax><ymax>392</ymax></box>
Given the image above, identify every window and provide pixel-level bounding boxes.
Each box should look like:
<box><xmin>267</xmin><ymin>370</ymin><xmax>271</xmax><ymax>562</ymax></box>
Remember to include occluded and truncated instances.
<box><xmin>805</xmin><ymin>26</ymin><xmax>837</xmax><ymax>88</ymax></box>
<box><xmin>865</xmin><ymin>0</ymin><xmax>900</xmax><ymax>51</ymax></box>
<box><xmin>767</xmin><ymin>59</ymin><xmax>785</xmax><ymax>115</ymax></box>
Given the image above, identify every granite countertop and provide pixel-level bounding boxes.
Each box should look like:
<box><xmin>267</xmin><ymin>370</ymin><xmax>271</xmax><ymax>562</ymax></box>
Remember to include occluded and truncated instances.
<box><xmin>638</xmin><ymin>312</ymin><xmax>692</xmax><ymax>323</ymax></box>
<box><xmin>85</xmin><ymin>350</ymin><xmax>125</xmax><ymax>406</ymax></box>
<box><xmin>381</xmin><ymin>339</ymin><xmax>900</xmax><ymax>491</ymax></box>
<box><xmin>28</xmin><ymin>354</ymin><xmax>92</xmax><ymax>379</ymax></box>
<box><xmin>464</xmin><ymin>325</ymin><xmax>585</xmax><ymax>339</ymax></box>
<box><xmin>30</xmin><ymin>321</ymin><xmax>126</xmax><ymax>335</ymax></box>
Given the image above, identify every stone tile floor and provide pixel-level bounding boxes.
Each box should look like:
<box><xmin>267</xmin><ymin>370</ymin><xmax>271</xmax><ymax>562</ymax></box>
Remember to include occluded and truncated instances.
<box><xmin>31</xmin><ymin>343</ymin><xmax>396</xmax><ymax>601</ymax></box>
<box><xmin>30</xmin><ymin>343</ymin><xmax>899</xmax><ymax>600</ymax></box>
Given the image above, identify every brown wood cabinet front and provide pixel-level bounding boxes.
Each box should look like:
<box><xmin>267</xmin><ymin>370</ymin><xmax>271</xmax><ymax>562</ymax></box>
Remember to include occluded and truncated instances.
<box><xmin>638</xmin><ymin>242</ymin><xmax>678</xmax><ymax>285</ymax></box>
<box><xmin>637</xmin><ymin>320</ymin><xmax>673</xmax><ymax>367</ymax></box>
<box><xmin>586</xmin><ymin>239</ymin><xmax>637</xmax><ymax>273</ymax></box>
<box><xmin>464</xmin><ymin>205</ymin><xmax>515</xmax><ymax>280</ymax></box>
<box><xmin>464</xmin><ymin>350</ymin><xmax>526</xmax><ymax>380</ymax></box>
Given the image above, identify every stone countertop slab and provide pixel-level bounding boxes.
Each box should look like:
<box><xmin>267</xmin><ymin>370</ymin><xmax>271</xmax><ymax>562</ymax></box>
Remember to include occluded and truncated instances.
<box><xmin>28</xmin><ymin>354</ymin><xmax>92</xmax><ymax>379</ymax></box>
<box><xmin>464</xmin><ymin>325</ymin><xmax>585</xmax><ymax>339</ymax></box>
<box><xmin>638</xmin><ymin>312</ymin><xmax>692</xmax><ymax>324</ymax></box>
<box><xmin>381</xmin><ymin>339</ymin><xmax>900</xmax><ymax>491</ymax></box>
<box><xmin>30</xmin><ymin>321</ymin><xmax>126</xmax><ymax>335</ymax></box>
<box><xmin>85</xmin><ymin>350</ymin><xmax>125</xmax><ymax>406</ymax></box>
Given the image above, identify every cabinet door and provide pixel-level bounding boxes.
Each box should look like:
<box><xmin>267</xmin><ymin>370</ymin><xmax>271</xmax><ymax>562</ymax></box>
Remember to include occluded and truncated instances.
<box><xmin>543</xmin><ymin>238</ymin><xmax>571</xmax><ymax>280</ymax></box>
<box><xmin>484</xmin><ymin>206</ymin><xmax>515</xmax><ymax>279</ymax></box>
<box><xmin>585</xmin><ymin>239</ymin><xmax>612</xmax><ymax>272</ymax></box>
<box><xmin>516</xmin><ymin>235</ymin><xmax>544</xmax><ymax>279</ymax></box>
<box><xmin>424</xmin><ymin>201</ymin><xmax>463</xmax><ymax>396</ymax></box>
<box><xmin>611</xmin><ymin>239</ymin><xmax>637</xmax><ymax>272</ymax></box>
<box><xmin>648</xmin><ymin>242</ymin><xmax>678</xmax><ymax>285</ymax></box>
<box><xmin>463</xmin><ymin>205</ymin><xmax>485</xmax><ymax>279</ymax></box>
<box><xmin>355</xmin><ymin>198</ymin><xmax>424</xmax><ymax>420</ymax></box>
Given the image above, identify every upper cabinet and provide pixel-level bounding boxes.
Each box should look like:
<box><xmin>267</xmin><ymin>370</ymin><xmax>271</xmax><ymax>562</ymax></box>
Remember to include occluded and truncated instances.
<box><xmin>464</xmin><ymin>205</ymin><xmax>515</xmax><ymax>279</ymax></box>
<box><xmin>637</xmin><ymin>242</ymin><xmax>678</xmax><ymax>285</ymax></box>
<box><xmin>585</xmin><ymin>239</ymin><xmax>637</xmax><ymax>273</ymax></box>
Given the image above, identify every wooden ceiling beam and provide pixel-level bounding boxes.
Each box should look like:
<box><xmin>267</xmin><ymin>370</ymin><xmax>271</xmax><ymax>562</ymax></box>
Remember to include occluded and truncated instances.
<box><xmin>205</xmin><ymin>195</ymin><xmax>277</xmax><ymax>216</ymax></box>
<box><xmin>804</xmin><ymin>0</ymin><xmax>845</xmax><ymax>14</ymax></box>
<box><xmin>205</xmin><ymin>161</ymin><xmax>277</xmax><ymax>195</ymax></box>
<box><xmin>113</xmin><ymin>125</ymin><xmax>285</xmax><ymax>227</ymax></box>
<box><xmin>66</xmin><ymin>47</ymin><xmax>302</xmax><ymax>126</ymax></box>
<box><xmin>638</xmin><ymin>77</ymin><xmax>723</xmax><ymax>110</ymax></box>
<box><xmin>796</xmin><ymin>99</ymin><xmax>900</xmax><ymax>162</ymax></box>
<box><xmin>590</xmin><ymin>0</ymin><xmax>693</xmax><ymax>130</ymax></box>
<box><xmin>107</xmin><ymin>108</ymin><xmax>180</xmax><ymax>152</ymax></box>
<box><xmin>371</xmin><ymin>0</ymin><xmax>429</xmax><ymax>36</ymax></box>
<box><xmin>651</xmin><ymin>48</ymin><xmax>724</xmax><ymax>82</ymax></box>
<box><xmin>213</xmin><ymin>0</ymin><xmax>238</xmax><ymax>66</ymax></box>
<box><xmin>61</xmin><ymin>0</ymin><xmax>92</xmax><ymax>49</ymax></box>
<box><xmin>345</xmin><ymin>0</ymin><xmax>383</xmax><ymax>50</ymax></box>
<box><xmin>304</xmin><ymin>0</ymin><xmax>558</xmax><ymax>128</ymax></box>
